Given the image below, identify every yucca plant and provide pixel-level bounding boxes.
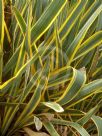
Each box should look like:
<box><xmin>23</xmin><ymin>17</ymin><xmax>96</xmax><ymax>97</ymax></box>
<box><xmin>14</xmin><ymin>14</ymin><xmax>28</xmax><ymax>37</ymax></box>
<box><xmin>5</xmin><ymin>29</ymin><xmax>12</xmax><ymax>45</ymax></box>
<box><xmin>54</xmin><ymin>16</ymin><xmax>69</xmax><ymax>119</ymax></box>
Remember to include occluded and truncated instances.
<box><xmin>0</xmin><ymin>0</ymin><xmax>102</xmax><ymax>135</ymax></box>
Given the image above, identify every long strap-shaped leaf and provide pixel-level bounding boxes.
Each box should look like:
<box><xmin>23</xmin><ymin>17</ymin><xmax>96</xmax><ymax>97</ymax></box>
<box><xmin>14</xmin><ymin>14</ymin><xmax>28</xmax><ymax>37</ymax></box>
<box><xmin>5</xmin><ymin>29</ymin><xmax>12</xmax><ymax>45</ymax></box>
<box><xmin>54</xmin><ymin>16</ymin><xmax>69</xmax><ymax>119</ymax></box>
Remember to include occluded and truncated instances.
<box><xmin>92</xmin><ymin>53</ymin><xmax>102</xmax><ymax>78</ymax></box>
<box><xmin>31</xmin><ymin>0</ymin><xmax>67</xmax><ymax>43</ymax></box>
<box><xmin>51</xmin><ymin>119</ymin><xmax>90</xmax><ymax>136</ymax></box>
<box><xmin>56</xmin><ymin>67</ymin><xmax>86</xmax><ymax>106</ymax></box>
<box><xmin>3</xmin><ymin>45</ymin><xmax>21</xmax><ymax>75</ymax></box>
<box><xmin>48</xmin><ymin>66</ymin><xmax>72</xmax><ymax>88</ymax></box>
<box><xmin>92</xmin><ymin>115</ymin><xmax>102</xmax><ymax>136</ymax></box>
<box><xmin>59</xmin><ymin>0</ymin><xmax>87</xmax><ymax>41</ymax></box>
<box><xmin>21</xmin><ymin>69</ymin><xmax>42</xmax><ymax>102</ymax></box>
<box><xmin>14</xmin><ymin>39</ymin><xmax>25</xmax><ymax>75</ymax></box>
<box><xmin>13</xmin><ymin>6</ymin><xmax>26</xmax><ymax>34</ymax></box>
<box><xmin>0</xmin><ymin>0</ymin><xmax>4</xmax><ymax>83</ymax></box>
<box><xmin>74</xmin><ymin>31</ymin><xmax>102</xmax><ymax>61</ymax></box>
<box><xmin>43</xmin><ymin>121</ymin><xmax>60</xmax><ymax>136</ymax></box>
<box><xmin>77</xmin><ymin>100</ymin><xmax>102</xmax><ymax>126</ymax></box>
<box><xmin>66</xmin><ymin>79</ymin><xmax>102</xmax><ymax>108</ymax></box>
<box><xmin>66</xmin><ymin>4</ymin><xmax>102</xmax><ymax>65</ymax></box>
<box><xmin>79</xmin><ymin>0</ymin><xmax>100</xmax><ymax>29</ymax></box>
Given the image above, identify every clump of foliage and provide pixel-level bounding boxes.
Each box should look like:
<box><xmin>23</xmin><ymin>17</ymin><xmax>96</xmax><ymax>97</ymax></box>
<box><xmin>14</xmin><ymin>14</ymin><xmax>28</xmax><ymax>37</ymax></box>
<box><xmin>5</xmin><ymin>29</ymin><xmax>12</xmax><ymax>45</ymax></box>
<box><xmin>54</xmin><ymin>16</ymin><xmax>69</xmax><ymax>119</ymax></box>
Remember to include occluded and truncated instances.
<box><xmin>0</xmin><ymin>0</ymin><xmax>102</xmax><ymax>136</ymax></box>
